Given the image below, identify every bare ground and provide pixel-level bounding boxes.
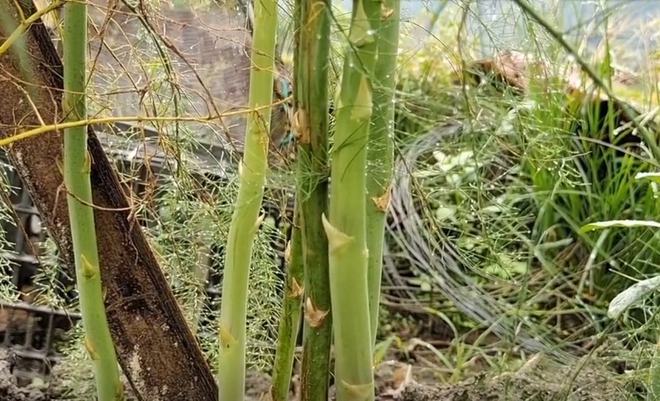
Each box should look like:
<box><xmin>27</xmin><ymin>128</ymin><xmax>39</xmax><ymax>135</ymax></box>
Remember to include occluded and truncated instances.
<box><xmin>0</xmin><ymin>351</ymin><xmax>633</xmax><ymax>401</ymax></box>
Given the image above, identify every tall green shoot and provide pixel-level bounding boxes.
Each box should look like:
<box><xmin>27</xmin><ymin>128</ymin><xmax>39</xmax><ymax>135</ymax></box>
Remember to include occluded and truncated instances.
<box><xmin>271</xmin><ymin>213</ymin><xmax>303</xmax><ymax>401</ymax></box>
<box><xmin>62</xmin><ymin>0</ymin><xmax>123</xmax><ymax>400</ymax></box>
<box><xmin>216</xmin><ymin>0</ymin><xmax>279</xmax><ymax>399</ymax></box>
<box><xmin>322</xmin><ymin>0</ymin><xmax>381</xmax><ymax>400</ymax></box>
<box><xmin>295</xmin><ymin>0</ymin><xmax>334</xmax><ymax>400</ymax></box>
<box><xmin>366</xmin><ymin>0</ymin><xmax>400</xmax><ymax>346</ymax></box>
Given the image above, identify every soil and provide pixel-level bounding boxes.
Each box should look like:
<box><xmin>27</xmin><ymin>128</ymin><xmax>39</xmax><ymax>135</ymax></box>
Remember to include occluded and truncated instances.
<box><xmin>0</xmin><ymin>351</ymin><xmax>630</xmax><ymax>401</ymax></box>
<box><xmin>0</xmin><ymin>350</ymin><xmax>49</xmax><ymax>401</ymax></box>
<box><xmin>375</xmin><ymin>354</ymin><xmax>628</xmax><ymax>401</ymax></box>
<box><xmin>393</xmin><ymin>372</ymin><xmax>620</xmax><ymax>401</ymax></box>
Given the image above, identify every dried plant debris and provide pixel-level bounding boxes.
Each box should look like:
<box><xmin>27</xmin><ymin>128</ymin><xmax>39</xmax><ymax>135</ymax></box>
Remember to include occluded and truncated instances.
<box><xmin>380</xmin><ymin>355</ymin><xmax>629</xmax><ymax>401</ymax></box>
<box><xmin>0</xmin><ymin>350</ymin><xmax>48</xmax><ymax>401</ymax></box>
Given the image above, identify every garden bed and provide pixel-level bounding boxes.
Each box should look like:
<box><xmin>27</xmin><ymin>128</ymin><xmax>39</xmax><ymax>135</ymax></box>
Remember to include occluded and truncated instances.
<box><xmin>0</xmin><ymin>351</ymin><xmax>634</xmax><ymax>401</ymax></box>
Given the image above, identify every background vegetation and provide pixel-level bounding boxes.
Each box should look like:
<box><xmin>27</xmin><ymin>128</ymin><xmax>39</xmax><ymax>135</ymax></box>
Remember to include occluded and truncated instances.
<box><xmin>0</xmin><ymin>0</ymin><xmax>660</xmax><ymax>400</ymax></box>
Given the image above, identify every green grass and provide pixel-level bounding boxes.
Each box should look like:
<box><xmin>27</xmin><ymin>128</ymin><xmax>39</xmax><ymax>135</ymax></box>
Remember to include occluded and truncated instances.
<box><xmin>374</xmin><ymin>4</ymin><xmax>660</xmax><ymax>398</ymax></box>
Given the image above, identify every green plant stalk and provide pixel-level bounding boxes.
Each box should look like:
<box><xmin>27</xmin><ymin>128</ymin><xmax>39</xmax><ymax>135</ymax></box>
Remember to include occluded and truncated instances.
<box><xmin>0</xmin><ymin>0</ymin><xmax>62</xmax><ymax>56</ymax></box>
<box><xmin>295</xmin><ymin>0</ymin><xmax>333</xmax><ymax>400</ymax></box>
<box><xmin>323</xmin><ymin>1</ymin><xmax>381</xmax><ymax>400</ymax></box>
<box><xmin>216</xmin><ymin>0</ymin><xmax>278</xmax><ymax>399</ymax></box>
<box><xmin>650</xmin><ymin>335</ymin><xmax>660</xmax><ymax>401</ymax></box>
<box><xmin>366</xmin><ymin>0</ymin><xmax>400</xmax><ymax>346</ymax></box>
<box><xmin>271</xmin><ymin>214</ymin><xmax>303</xmax><ymax>401</ymax></box>
<box><xmin>62</xmin><ymin>1</ymin><xmax>122</xmax><ymax>400</ymax></box>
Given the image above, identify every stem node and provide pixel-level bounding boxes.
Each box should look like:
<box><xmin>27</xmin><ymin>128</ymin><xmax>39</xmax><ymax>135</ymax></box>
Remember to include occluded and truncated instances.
<box><xmin>304</xmin><ymin>297</ymin><xmax>329</xmax><ymax>328</ymax></box>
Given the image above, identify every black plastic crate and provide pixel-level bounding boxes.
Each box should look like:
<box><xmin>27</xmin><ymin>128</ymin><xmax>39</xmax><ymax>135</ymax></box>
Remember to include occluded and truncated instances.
<box><xmin>0</xmin><ymin>158</ymin><xmax>80</xmax><ymax>382</ymax></box>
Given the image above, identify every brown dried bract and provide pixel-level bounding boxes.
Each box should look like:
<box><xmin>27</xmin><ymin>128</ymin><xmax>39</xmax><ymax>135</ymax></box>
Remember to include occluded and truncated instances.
<box><xmin>372</xmin><ymin>186</ymin><xmax>392</xmax><ymax>213</ymax></box>
<box><xmin>292</xmin><ymin>108</ymin><xmax>311</xmax><ymax>145</ymax></box>
<box><xmin>380</xmin><ymin>3</ymin><xmax>394</xmax><ymax>20</ymax></box>
<box><xmin>304</xmin><ymin>297</ymin><xmax>328</xmax><ymax>328</ymax></box>
<box><xmin>288</xmin><ymin>277</ymin><xmax>304</xmax><ymax>299</ymax></box>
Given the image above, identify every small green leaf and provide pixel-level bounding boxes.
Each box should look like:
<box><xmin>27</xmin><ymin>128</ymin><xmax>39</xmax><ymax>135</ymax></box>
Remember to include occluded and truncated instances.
<box><xmin>373</xmin><ymin>335</ymin><xmax>397</xmax><ymax>365</ymax></box>
<box><xmin>484</xmin><ymin>255</ymin><xmax>528</xmax><ymax>278</ymax></box>
<box><xmin>435</xmin><ymin>206</ymin><xmax>455</xmax><ymax>221</ymax></box>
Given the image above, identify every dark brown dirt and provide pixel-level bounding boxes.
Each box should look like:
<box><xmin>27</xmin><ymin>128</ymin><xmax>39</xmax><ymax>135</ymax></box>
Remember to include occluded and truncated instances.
<box><xmin>236</xmin><ymin>355</ymin><xmax>629</xmax><ymax>401</ymax></box>
<box><xmin>376</xmin><ymin>355</ymin><xmax>628</xmax><ymax>401</ymax></box>
<box><xmin>394</xmin><ymin>374</ymin><xmax>618</xmax><ymax>401</ymax></box>
<box><xmin>0</xmin><ymin>351</ymin><xmax>48</xmax><ymax>401</ymax></box>
<box><xmin>0</xmin><ymin>355</ymin><xmax>632</xmax><ymax>401</ymax></box>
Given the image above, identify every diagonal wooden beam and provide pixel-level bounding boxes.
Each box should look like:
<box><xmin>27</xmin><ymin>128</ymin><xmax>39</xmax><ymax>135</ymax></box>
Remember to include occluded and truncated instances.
<box><xmin>0</xmin><ymin>1</ymin><xmax>217</xmax><ymax>399</ymax></box>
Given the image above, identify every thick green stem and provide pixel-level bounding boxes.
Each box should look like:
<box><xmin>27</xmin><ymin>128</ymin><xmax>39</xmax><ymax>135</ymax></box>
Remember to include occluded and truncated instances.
<box><xmin>323</xmin><ymin>1</ymin><xmax>381</xmax><ymax>400</ymax></box>
<box><xmin>294</xmin><ymin>0</ymin><xmax>333</xmax><ymax>400</ymax></box>
<box><xmin>62</xmin><ymin>1</ymin><xmax>122</xmax><ymax>400</ymax></box>
<box><xmin>366</xmin><ymin>0</ymin><xmax>400</xmax><ymax>347</ymax></box>
<box><xmin>271</xmin><ymin>214</ymin><xmax>304</xmax><ymax>401</ymax></box>
<box><xmin>216</xmin><ymin>0</ymin><xmax>278</xmax><ymax>399</ymax></box>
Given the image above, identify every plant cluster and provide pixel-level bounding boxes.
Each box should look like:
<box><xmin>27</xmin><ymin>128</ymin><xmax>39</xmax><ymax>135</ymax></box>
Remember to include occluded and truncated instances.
<box><xmin>1</xmin><ymin>0</ymin><xmax>660</xmax><ymax>400</ymax></box>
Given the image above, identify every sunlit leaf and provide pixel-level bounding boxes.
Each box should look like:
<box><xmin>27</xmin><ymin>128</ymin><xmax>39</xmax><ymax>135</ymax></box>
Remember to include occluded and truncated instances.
<box><xmin>580</xmin><ymin>220</ymin><xmax>660</xmax><ymax>233</ymax></box>
<box><xmin>608</xmin><ymin>275</ymin><xmax>660</xmax><ymax>319</ymax></box>
<box><xmin>634</xmin><ymin>172</ymin><xmax>660</xmax><ymax>183</ymax></box>
<box><xmin>435</xmin><ymin>206</ymin><xmax>456</xmax><ymax>221</ymax></box>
